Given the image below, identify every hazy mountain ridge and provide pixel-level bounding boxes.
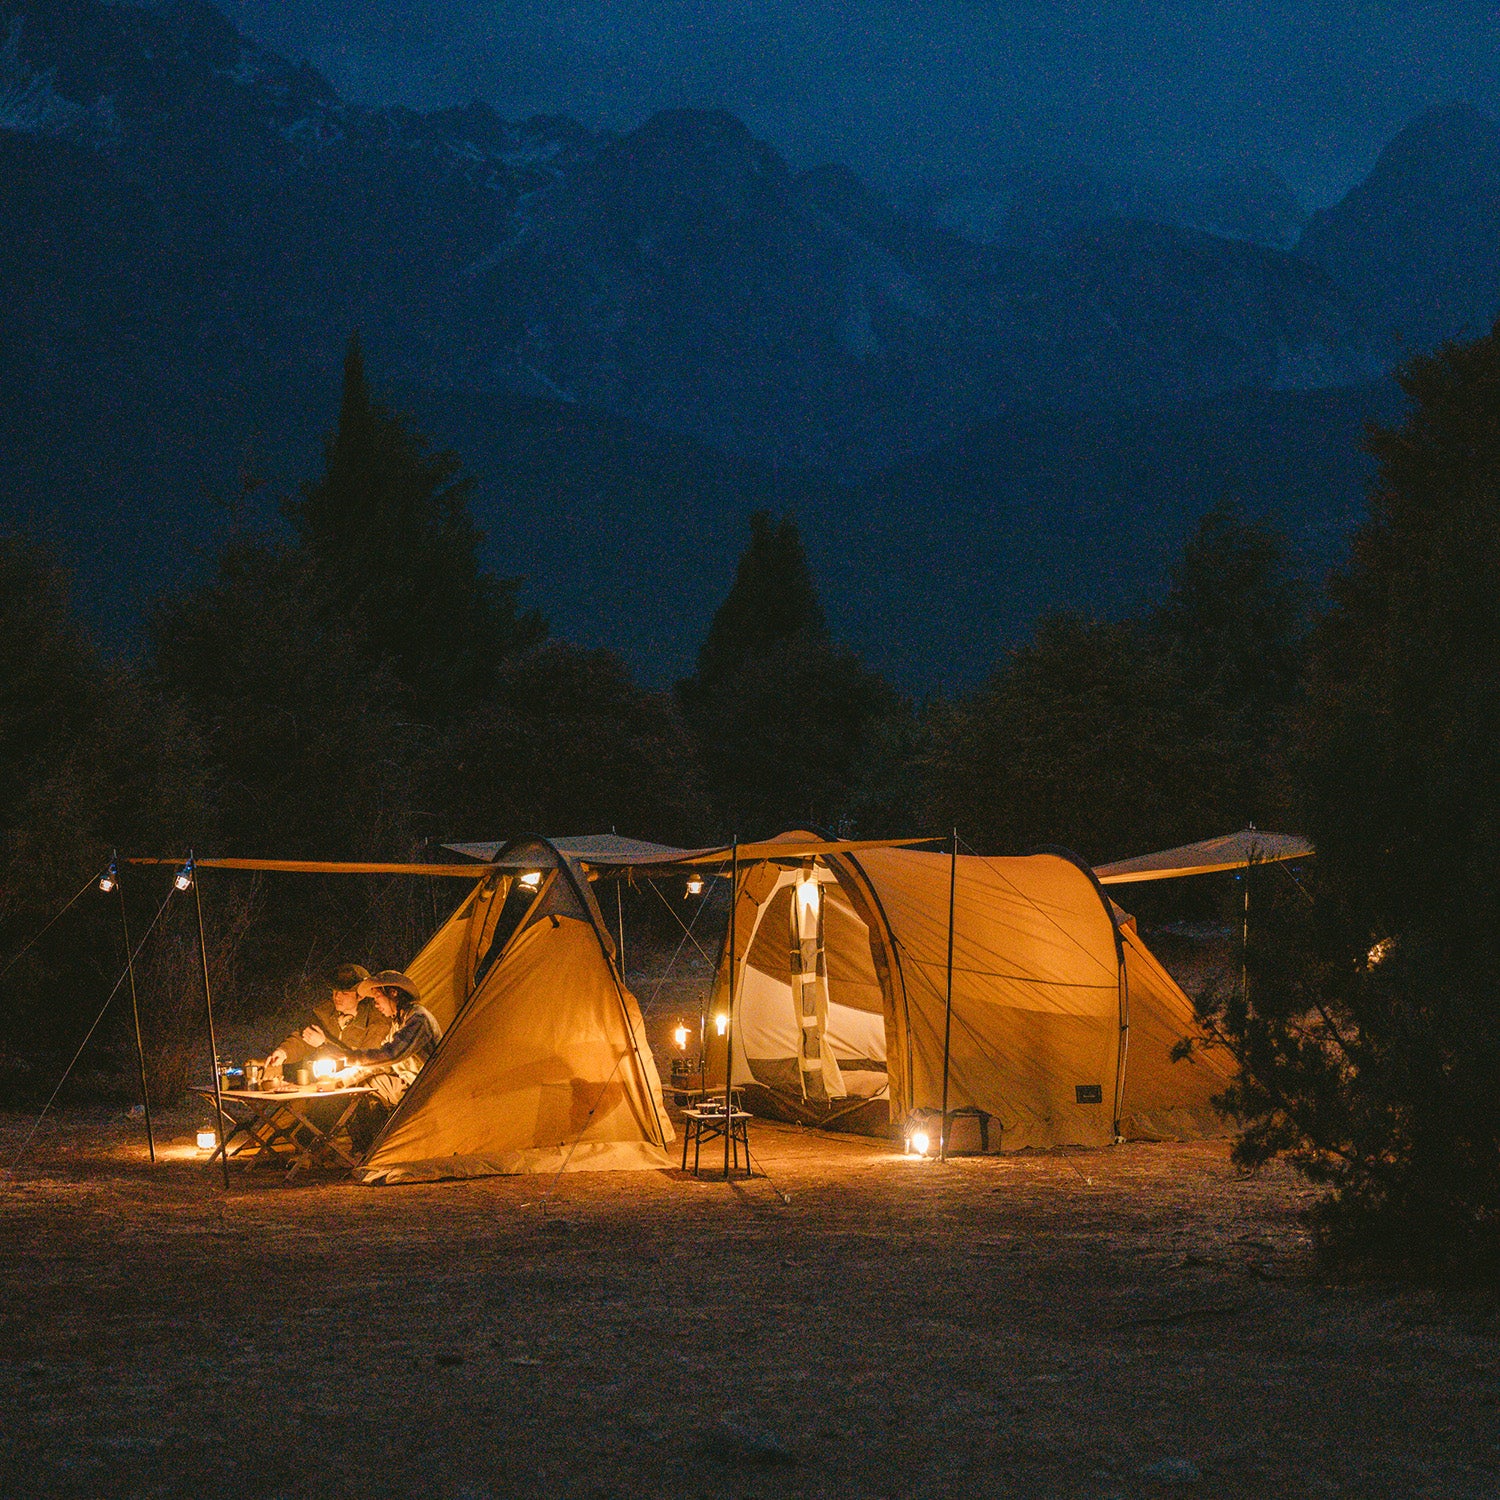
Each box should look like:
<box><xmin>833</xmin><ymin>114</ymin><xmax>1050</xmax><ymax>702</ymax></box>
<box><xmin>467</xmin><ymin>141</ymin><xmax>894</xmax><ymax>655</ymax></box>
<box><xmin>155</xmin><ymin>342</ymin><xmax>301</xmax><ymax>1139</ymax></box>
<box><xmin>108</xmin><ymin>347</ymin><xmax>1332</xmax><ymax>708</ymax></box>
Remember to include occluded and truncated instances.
<box><xmin>0</xmin><ymin>0</ymin><xmax>1493</xmax><ymax>684</ymax></box>
<box><xmin>0</xmin><ymin>0</ymin><xmax>1402</xmax><ymax>474</ymax></box>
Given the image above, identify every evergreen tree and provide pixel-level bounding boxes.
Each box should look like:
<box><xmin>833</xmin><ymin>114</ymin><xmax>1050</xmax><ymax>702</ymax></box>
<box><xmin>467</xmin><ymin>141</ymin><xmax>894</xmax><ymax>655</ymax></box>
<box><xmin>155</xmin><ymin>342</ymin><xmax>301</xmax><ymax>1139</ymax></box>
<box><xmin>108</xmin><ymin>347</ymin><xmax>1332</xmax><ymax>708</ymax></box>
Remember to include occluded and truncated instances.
<box><xmin>1152</xmin><ymin>502</ymin><xmax>1306</xmax><ymax>727</ymax></box>
<box><xmin>1149</xmin><ymin>502</ymin><xmax>1307</xmax><ymax>823</ymax></box>
<box><xmin>927</xmin><ymin>614</ymin><xmax>1235</xmax><ymax>862</ymax></box>
<box><xmin>677</xmin><ymin>511</ymin><xmax>902</xmax><ymax>836</ymax></box>
<box><xmin>285</xmin><ymin>334</ymin><xmax>544</xmax><ymax>714</ymax></box>
<box><xmin>1206</xmin><ymin>323</ymin><xmax>1500</xmax><ymax>1274</ymax></box>
<box><xmin>0</xmin><ymin>534</ymin><xmax>207</xmax><ymax>1083</ymax></box>
<box><xmin>681</xmin><ymin>509</ymin><xmax>826</xmax><ymax>699</ymax></box>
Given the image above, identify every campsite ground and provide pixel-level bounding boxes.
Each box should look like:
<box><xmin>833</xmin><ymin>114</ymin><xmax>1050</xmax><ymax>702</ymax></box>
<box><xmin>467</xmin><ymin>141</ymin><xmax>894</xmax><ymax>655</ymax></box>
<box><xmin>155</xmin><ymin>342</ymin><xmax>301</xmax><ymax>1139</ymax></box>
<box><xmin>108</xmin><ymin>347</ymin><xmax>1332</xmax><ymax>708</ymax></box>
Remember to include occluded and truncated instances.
<box><xmin>3</xmin><ymin>1117</ymin><xmax>1498</xmax><ymax>1499</ymax></box>
<box><xmin>1</xmin><ymin>948</ymin><xmax>1497</xmax><ymax>1499</ymax></box>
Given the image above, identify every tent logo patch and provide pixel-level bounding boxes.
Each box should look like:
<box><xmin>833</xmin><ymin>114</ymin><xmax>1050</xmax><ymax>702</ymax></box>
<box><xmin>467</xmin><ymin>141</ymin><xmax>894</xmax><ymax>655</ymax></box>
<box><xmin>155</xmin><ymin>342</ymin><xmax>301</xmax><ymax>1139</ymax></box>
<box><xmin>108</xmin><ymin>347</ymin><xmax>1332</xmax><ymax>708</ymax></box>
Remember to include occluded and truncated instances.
<box><xmin>1075</xmin><ymin>1084</ymin><xmax>1104</xmax><ymax>1104</ymax></box>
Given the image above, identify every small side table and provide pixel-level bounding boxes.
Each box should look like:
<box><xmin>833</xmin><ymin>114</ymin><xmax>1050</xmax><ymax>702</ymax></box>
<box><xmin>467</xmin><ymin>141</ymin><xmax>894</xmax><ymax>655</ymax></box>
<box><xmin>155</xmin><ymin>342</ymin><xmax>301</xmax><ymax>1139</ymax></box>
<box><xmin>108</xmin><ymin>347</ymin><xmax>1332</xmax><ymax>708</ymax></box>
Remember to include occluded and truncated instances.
<box><xmin>681</xmin><ymin>1105</ymin><xmax>751</xmax><ymax>1178</ymax></box>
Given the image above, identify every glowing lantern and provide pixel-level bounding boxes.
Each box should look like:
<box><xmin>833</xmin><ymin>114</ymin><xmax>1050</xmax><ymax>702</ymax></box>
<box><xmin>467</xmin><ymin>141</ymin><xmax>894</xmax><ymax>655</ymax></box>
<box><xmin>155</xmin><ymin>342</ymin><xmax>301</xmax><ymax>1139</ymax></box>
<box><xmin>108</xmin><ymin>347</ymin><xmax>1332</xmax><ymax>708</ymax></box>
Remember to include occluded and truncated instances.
<box><xmin>99</xmin><ymin>862</ymin><xmax>118</xmax><ymax>894</ymax></box>
<box><xmin>795</xmin><ymin>873</ymin><xmax>821</xmax><ymax>923</ymax></box>
<box><xmin>311</xmin><ymin>1056</ymin><xmax>338</xmax><ymax>1079</ymax></box>
<box><xmin>196</xmin><ymin>1129</ymin><xmax>217</xmax><ymax>1151</ymax></box>
<box><xmin>174</xmin><ymin>860</ymin><xmax>195</xmax><ymax>892</ymax></box>
<box><xmin>908</xmin><ymin>1131</ymin><xmax>931</xmax><ymax>1157</ymax></box>
<box><xmin>714</xmin><ymin>1012</ymin><xmax>728</xmax><ymax>1037</ymax></box>
<box><xmin>519</xmin><ymin>870</ymin><xmax>542</xmax><ymax>891</ymax></box>
<box><xmin>685</xmin><ymin>874</ymin><xmax>704</xmax><ymax>897</ymax></box>
<box><xmin>673</xmin><ymin>1024</ymin><xmax>689</xmax><ymax>1051</ymax></box>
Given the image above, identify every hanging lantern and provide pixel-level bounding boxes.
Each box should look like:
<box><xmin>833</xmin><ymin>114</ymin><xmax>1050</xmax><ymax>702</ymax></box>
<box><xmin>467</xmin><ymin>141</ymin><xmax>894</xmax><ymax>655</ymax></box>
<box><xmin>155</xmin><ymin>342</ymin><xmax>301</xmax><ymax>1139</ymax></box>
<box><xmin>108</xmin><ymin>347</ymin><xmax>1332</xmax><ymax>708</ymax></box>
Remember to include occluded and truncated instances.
<box><xmin>714</xmin><ymin>1012</ymin><xmax>728</xmax><ymax>1037</ymax></box>
<box><xmin>685</xmin><ymin>874</ymin><xmax>704</xmax><ymax>898</ymax></box>
<box><xmin>174</xmin><ymin>858</ymin><xmax>195</xmax><ymax>892</ymax></box>
<box><xmin>673</xmin><ymin>1024</ymin><xmax>689</xmax><ymax>1050</ymax></box>
<box><xmin>99</xmin><ymin>862</ymin><xmax>118</xmax><ymax>895</ymax></box>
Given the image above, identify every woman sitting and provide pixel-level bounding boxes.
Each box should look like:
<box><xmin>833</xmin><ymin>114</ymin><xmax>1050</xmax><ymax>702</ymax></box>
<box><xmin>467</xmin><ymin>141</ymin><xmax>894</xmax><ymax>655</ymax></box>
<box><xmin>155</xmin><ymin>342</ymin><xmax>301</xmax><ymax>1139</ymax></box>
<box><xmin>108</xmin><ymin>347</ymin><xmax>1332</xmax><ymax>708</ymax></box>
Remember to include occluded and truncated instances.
<box><xmin>306</xmin><ymin>969</ymin><xmax>440</xmax><ymax>1109</ymax></box>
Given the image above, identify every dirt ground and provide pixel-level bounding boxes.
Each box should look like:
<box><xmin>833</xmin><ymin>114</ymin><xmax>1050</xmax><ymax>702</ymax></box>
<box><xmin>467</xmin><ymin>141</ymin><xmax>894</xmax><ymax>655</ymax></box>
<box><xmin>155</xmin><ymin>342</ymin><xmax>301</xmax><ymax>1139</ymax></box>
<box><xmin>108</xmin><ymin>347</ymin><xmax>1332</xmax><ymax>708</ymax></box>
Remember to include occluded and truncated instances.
<box><xmin>2</xmin><ymin>1104</ymin><xmax>1498</xmax><ymax>1500</ymax></box>
<box><xmin>1</xmin><ymin>940</ymin><xmax>1497</xmax><ymax>1499</ymax></box>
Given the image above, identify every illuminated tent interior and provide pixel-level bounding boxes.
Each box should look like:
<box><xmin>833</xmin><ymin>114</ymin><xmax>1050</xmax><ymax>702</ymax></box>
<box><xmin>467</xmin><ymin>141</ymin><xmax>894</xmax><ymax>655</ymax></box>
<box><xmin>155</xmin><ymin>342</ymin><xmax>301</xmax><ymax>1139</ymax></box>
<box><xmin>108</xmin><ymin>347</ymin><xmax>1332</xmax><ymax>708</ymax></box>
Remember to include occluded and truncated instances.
<box><xmin>701</xmin><ymin>838</ymin><xmax>1235</xmax><ymax>1151</ymax></box>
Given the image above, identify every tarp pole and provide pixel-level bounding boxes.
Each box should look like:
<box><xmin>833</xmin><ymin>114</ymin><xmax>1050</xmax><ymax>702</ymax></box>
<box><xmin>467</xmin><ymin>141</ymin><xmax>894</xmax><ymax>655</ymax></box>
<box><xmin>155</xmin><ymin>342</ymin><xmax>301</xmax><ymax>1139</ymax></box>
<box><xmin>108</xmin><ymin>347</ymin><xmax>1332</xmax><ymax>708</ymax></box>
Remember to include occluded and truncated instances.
<box><xmin>616</xmin><ymin>879</ymin><xmax>626</xmax><ymax>976</ymax></box>
<box><xmin>940</xmin><ymin>827</ymin><xmax>957</xmax><ymax>1160</ymax></box>
<box><xmin>1241</xmin><ymin>868</ymin><xmax>1250</xmax><ymax>1005</ymax></box>
<box><xmin>117</xmin><ymin>869</ymin><xmax>155</xmax><ymax>1163</ymax></box>
<box><xmin>192</xmin><ymin>854</ymin><xmax>231</xmax><ymax>1191</ymax></box>
<box><xmin>725</xmin><ymin>839</ymin><xmax>737</xmax><ymax>1177</ymax></box>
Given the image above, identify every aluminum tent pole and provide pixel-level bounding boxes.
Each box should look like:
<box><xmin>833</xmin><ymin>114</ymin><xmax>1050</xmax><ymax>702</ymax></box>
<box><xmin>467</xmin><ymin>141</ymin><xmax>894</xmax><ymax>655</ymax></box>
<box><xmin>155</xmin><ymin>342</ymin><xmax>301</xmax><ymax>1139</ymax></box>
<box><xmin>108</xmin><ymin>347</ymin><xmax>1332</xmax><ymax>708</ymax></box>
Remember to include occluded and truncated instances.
<box><xmin>940</xmin><ymin>827</ymin><xmax>957</xmax><ymax>1160</ymax></box>
<box><xmin>616</xmin><ymin>878</ymin><xmax>626</xmax><ymax>978</ymax></box>
<box><xmin>117</xmin><ymin>871</ymin><xmax>155</xmax><ymax>1163</ymax></box>
<box><xmin>725</xmin><ymin>839</ymin><xmax>738</xmax><ymax>1177</ymax></box>
<box><xmin>191</xmin><ymin>854</ymin><xmax>231</xmax><ymax>1191</ymax></box>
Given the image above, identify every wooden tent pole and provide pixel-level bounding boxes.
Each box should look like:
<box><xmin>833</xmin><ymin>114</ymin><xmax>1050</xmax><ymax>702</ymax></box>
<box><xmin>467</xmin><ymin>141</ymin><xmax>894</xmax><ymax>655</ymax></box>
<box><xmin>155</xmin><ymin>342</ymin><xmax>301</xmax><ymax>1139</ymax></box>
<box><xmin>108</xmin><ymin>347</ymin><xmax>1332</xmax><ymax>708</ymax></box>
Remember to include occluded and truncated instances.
<box><xmin>191</xmin><ymin>855</ymin><xmax>230</xmax><ymax>1191</ymax></box>
<box><xmin>940</xmin><ymin>827</ymin><xmax>957</xmax><ymax>1160</ymax></box>
<box><xmin>117</xmin><ymin>871</ymin><xmax>155</xmax><ymax>1163</ymax></box>
<box><xmin>725</xmin><ymin>839</ymin><xmax>737</xmax><ymax>1177</ymax></box>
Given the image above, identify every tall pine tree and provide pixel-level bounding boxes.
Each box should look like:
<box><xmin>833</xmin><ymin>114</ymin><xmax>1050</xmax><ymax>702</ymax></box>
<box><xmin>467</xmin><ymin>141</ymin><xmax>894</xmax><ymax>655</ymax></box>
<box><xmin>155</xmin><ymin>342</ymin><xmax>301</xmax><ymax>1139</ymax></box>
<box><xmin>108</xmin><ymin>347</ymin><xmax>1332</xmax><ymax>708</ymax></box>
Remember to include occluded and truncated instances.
<box><xmin>677</xmin><ymin>510</ymin><xmax>902</xmax><ymax>837</ymax></box>
<box><xmin>285</xmin><ymin>335</ymin><xmax>544</xmax><ymax>716</ymax></box>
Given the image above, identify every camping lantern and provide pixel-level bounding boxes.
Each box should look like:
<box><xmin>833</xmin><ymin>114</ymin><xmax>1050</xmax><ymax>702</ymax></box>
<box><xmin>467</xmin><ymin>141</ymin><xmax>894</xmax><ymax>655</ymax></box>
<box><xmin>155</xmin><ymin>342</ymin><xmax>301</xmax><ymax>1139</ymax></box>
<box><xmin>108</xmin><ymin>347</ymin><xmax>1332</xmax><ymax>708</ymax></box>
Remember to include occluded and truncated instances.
<box><xmin>519</xmin><ymin>871</ymin><xmax>541</xmax><ymax>891</ymax></box>
<box><xmin>311</xmin><ymin>1056</ymin><xmax>338</xmax><ymax>1079</ymax></box>
<box><xmin>673</xmin><ymin>1024</ymin><xmax>689</xmax><ymax>1050</ymax></box>
<box><xmin>196</xmin><ymin>1129</ymin><xmax>217</xmax><ymax>1152</ymax></box>
<box><xmin>685</xmin><ymin>874</ymin><xmax>704</xmax><ymax>898</ymax></box>
<box><xmin>99</xmin><ymin>862</ymin><xmax>118</xmax><ymax>894</ymax></box>
<box><xmin>907</xmin><ymin>1130</ymin><xmax>931</xmax><ymax>1158</ymax></box>
<box><xmin>795</xmin><ymin>871</ymin><xmax>820</xmax><ymax>922</ymax></box>
<box><xmin>174</xmin><ymin>859</ymin><xmax>195</xmax><ymax>892</ymax></box>
<box><xmin>714</xmin><ymin>1012</ymin><xmax>728</xmax><ymax>1037</ymax></box>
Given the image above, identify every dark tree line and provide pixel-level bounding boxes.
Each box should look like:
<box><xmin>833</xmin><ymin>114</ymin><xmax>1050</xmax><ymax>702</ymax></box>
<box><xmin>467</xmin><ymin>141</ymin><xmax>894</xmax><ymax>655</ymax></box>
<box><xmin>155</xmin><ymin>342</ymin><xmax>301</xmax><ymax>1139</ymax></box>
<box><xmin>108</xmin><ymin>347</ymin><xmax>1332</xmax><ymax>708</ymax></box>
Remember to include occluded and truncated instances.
<box><xmin>4</xmin><ymin>322</ymin><xmax>1497</xmax><ymax>1276</ymax></box>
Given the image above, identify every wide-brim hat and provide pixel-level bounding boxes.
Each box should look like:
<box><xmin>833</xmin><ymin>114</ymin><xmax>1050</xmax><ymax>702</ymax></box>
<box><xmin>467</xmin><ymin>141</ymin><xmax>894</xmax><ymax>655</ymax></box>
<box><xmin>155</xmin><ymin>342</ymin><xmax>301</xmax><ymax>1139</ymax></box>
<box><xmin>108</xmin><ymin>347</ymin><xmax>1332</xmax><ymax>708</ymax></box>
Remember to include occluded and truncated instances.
<box><xmin>370</xmin><ymin>969</ymin><xmax>420</xmax><ymax>1004</ymax></box>
<box><xmin>331</xmin><ymin>962</ymin><xmax>371</xmax><ymax>989</ymax></box>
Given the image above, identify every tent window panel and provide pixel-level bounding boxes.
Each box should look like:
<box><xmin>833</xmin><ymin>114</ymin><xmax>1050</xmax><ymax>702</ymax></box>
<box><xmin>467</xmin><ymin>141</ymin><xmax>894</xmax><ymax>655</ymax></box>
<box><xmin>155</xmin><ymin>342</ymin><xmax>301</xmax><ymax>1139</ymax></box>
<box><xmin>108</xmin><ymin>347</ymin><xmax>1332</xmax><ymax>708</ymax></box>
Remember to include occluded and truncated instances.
<box><xmin>473</xmin><ymin>879</ymin><xmax>546</xmax><ymax>985</ymax></box>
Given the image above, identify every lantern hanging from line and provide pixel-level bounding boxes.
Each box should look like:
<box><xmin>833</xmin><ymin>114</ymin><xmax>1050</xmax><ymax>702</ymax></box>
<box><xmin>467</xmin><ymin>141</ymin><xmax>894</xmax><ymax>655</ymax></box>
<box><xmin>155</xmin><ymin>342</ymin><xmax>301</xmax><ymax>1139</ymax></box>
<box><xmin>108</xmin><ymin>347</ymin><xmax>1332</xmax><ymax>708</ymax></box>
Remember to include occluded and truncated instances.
<box><xmin>673</xmin><ymin>1024</ymin><xmax>689</xmax><ymax>1050</ymax></box>
<box><xmin>174</xmin><ymin>858</ymin><xmax>195</xmax><ymax>892</ymax></box>
<box><xmin>99</xmin><ymin>861</ymin><xmax>118</xmax><ymax>895</ymax></box>
<box><xmin>685</xmin><ymin>873</ymin><xmax>704</xmax><ymax>898</ymax></box>
<box><xmin>196</xmin><ymin>1129</ymin><xmax>217</xmax><ymax>1151</ymax></box>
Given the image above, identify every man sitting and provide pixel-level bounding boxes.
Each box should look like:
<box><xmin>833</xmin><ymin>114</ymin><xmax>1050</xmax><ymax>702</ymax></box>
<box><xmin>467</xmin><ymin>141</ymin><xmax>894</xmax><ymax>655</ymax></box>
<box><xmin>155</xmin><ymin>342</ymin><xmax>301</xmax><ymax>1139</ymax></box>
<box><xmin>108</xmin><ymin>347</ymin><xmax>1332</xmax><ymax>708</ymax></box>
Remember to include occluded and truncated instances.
<box><xmin>266</xmin><ymin>963</ymin><xmax>389</xmax><ymax>1076</ymax></box>
<box><xmin>307</xmin><ymin>970</ymin><xmax>441</xmax><ymax>1109</ymax></box>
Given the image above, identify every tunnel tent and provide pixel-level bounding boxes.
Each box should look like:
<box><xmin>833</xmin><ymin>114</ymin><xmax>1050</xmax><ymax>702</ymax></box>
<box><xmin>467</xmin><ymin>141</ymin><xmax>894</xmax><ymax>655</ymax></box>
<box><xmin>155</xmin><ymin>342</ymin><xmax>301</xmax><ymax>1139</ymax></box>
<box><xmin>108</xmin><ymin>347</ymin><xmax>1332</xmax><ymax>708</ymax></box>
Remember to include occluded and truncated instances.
<box><xmin>702</xmin><ymin>836</ymin><xmax>1235</xmax><ymax>1151</ymax></box>
<box><xmin>355</xmin><ymin>836</ymin><xmax>676</xmax><ymax>1184</ymax></box>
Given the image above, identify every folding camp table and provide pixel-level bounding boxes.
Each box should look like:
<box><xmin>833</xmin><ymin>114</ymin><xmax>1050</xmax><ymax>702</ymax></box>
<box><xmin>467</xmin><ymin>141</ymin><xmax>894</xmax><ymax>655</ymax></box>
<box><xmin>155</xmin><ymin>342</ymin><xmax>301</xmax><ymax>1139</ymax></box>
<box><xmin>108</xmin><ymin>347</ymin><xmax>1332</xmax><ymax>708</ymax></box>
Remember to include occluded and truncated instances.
<box><xmin>193</xmin><ymin>1084</ymin><xmax>375</xmax><ymax>1179</ymax></box>
<box><xmin>680</xmin><ymin>1103</ymin><xmax>752</xmax><ymax>1178</ymax></box>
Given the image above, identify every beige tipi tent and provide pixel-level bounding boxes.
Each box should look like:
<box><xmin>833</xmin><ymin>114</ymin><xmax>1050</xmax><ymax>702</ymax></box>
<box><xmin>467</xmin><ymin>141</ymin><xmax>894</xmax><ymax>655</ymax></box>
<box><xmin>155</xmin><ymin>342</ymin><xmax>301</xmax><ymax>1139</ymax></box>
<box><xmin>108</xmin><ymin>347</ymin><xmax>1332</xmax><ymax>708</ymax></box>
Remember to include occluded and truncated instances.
<box><xmin>703</xmin><ymin>837</ymin><xmax>1234</xmax><ymax>1151</ymax></box>
<box><xmin>355</xmin><ymin>837</ymin><xmax>674</xmax><ymax>1184</ymax></box>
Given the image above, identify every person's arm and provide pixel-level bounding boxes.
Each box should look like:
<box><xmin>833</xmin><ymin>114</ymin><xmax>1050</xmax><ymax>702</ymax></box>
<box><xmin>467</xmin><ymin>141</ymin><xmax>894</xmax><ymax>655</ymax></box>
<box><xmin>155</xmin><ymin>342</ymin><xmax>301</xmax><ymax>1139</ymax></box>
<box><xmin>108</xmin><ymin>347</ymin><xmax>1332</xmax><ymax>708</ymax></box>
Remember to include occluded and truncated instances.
<box><xmin>343</xmin><ymin>1011</ymin><xmax>427</xmax><ymax>1066</ymax></box>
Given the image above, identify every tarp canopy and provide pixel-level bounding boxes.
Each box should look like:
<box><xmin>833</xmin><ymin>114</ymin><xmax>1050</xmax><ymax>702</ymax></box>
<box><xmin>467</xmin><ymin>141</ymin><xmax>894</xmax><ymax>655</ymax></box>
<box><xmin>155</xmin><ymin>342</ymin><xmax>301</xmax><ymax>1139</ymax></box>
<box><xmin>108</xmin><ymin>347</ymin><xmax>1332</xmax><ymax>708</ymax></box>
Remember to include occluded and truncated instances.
<box><xmin>703</xmin><ymin>837</ymin><xmax>1235</xmax><ymax>1151</ymax></box>
<box><xmin>1094</xmin><ymin>828</ymin><xmax>1314</xmax><ymax>885</ymax></box>
<box><xmin>355</xmin><ymin>836</ymin><xmax>673</xmax><ymax>1183</ymax></box>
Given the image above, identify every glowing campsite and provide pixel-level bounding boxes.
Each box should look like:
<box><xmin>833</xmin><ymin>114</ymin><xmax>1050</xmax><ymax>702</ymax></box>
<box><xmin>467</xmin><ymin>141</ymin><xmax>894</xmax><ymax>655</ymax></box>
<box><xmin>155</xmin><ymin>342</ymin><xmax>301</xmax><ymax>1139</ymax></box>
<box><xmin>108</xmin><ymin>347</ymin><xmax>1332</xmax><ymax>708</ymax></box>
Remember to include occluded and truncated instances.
<box><xmin>86</xmin><ymin>827</ymin><xmax>1247</xmax><ymax>1185</ymax></box>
